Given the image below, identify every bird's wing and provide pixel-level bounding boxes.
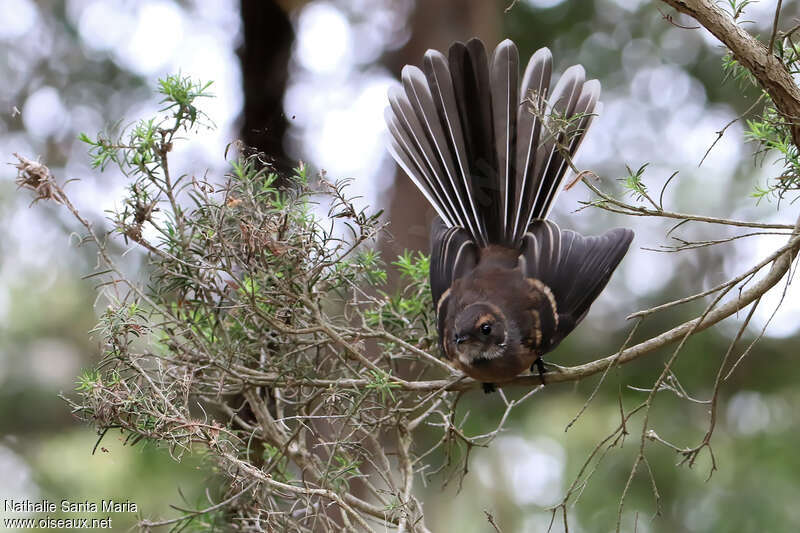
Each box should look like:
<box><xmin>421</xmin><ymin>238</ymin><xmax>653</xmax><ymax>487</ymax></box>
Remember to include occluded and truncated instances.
<box><xmin>429</xmin><ymin>217</ymin><xmax>478</xmax><ymax>350</ymax></box>
<box><xmin>520</xmin><ymin>220</ymin><xmax>633</xmax><ymax>350</ymax></box>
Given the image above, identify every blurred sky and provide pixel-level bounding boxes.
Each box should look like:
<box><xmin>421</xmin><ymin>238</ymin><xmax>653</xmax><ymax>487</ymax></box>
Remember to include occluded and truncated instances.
<box><xmin>2</xmin><ymin>1</ymin><xmax>800</xmax><ymax>530</ymax></box>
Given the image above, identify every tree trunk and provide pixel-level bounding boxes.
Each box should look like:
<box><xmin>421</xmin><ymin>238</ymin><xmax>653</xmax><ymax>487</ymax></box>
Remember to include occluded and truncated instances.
<box><xmin>237</xmin><ymin>0</ymin><xmax>295</xmax><ymax>175</ymax></box>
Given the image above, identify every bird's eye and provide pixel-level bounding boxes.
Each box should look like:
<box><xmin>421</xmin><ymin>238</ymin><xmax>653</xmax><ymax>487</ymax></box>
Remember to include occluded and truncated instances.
<box><xmin>480</xmin><ymin>323</ymin><xmax>492</xmax><ymax>335</ymax></box>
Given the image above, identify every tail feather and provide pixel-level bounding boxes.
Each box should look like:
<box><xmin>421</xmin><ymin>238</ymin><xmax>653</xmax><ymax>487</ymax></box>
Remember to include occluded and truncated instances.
<box><xmin>386</xmin><ymin>38</ymin><xmax>601</xmax><ymax>247</ymax></box>
<box><xmin>490</xmin><ymin>39</ymin><xmax>519</xmax><ymax>243</ymax></box>
<box><xmin>385</xmin><ymin>91</ymin><xmax>460</xmax><ymax>225</ymax></box>
<box><xmin>423</xmin><ymin>50</ymin><xmax>487</xmax><ymax>245</ymax></box>
<box><xmin>449</xmin><ymin>39</ymin><xmax>498</xmax><ymax>241</ymax></box>
<box><xmin>402</xmin><ymin>65</ymin><xmax>482</xmax><ymax>238</ymax></box>
<box><xmin>399</xmin><ymin>68</ymin><xmax>470</xmax><ymax>231</ymax></box>
<box><xmin>385</xmin><ymin>121</ymin><xmax>451</xmax><ymax>224</ymax></box>
<box><xmin>529</xmin><ymin>64</ymin><xmax>585</xmax><ymax>222</ymax></box>
<box><xmin>512</xmin><ymin>47</ymin><xmax>552</xmax><ymax>240</ymax></box>
<box><xmin>537</xmin><ymin>76</ymin><xmax>600</xmax><ymax>219</ymax></box>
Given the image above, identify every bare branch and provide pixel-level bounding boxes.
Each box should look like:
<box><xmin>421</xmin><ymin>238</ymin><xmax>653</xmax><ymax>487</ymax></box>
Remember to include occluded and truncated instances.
<box><xmin>660</xmin><ymin>0</ymin><xmax>800</xmax><ymax>145</ymax></box>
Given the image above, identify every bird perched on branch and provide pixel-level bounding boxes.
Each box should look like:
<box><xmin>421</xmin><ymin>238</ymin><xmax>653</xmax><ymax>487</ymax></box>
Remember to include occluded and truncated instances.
<box><xmin>384</xmin><ymin>38</ymin><xmax>634</xmax><ymax>390</ymax></box>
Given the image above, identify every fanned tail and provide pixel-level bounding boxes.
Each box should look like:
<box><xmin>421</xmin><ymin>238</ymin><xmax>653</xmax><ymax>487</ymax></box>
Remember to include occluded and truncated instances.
<box><xmin>385</xmin><ymin>38</ymin><xmax>602</xmax><ymax>247</ymax></box>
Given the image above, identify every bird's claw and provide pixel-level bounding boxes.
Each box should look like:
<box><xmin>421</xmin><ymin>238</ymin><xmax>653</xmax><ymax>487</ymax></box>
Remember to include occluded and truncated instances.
<box><xmin>532</xmin><ymin>358</ymin><xmax>547</xmax><ymax>385</ymax></box>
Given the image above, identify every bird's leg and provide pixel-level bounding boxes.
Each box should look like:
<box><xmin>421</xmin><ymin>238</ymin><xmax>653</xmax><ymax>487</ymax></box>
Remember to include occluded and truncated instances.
<box><xmin>482</xmin><ymin>382</ymin><xmax>497</xmax><ymax>394</ymax></box>
<box><xmin>532</xmin><ymin>357</ymin><xmax>547</xmax><ymax>385</ymax></box>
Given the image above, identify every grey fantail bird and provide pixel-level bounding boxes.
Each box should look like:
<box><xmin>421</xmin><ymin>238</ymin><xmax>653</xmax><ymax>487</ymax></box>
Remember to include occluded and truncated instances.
<box><xmin>384</xmin><ymin>38</ymin><xmax>633</xmax><ymax>390</ymax></box>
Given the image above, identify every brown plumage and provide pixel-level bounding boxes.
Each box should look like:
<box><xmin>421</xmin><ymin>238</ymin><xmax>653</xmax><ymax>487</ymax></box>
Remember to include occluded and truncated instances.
<box><xmin>385</xmin><ymin>38</ymin><xmax>634</xmax><ymax>388</ymax></box>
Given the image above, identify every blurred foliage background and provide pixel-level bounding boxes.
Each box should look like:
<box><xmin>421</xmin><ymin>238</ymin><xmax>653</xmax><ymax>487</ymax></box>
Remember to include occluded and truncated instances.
<box><xmin>2</xmin><ymin>0</ymin><xmax>800</xmax><ymax>531</ymax></box>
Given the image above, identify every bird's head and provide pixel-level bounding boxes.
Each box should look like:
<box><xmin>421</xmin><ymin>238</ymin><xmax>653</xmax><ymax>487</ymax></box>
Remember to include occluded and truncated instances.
<box><xmin>452</xmin><ymin>303</ymin><xmax>509</xmax><ymax>366</ymax></box>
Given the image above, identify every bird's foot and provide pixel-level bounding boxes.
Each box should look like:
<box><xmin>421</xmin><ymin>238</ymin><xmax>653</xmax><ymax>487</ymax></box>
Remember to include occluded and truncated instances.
<box><xmin>482</xmin><ymin>382</ymin><xmax>497</xmax><ymax>394</ymax></box>
<box><xmin>531</xmin><ymin>358</ymin><xmax>547</xmax><ymax>386</ymax></box>
<box><xmin>530</xmin><ymin>359</ymin><xmax>567</xmax><ymax>385</ymax></box>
